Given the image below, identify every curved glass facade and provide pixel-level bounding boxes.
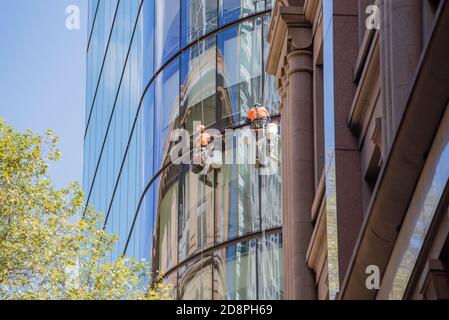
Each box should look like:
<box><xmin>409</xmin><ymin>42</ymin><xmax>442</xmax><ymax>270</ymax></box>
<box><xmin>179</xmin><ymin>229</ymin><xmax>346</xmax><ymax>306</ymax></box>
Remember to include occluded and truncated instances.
<box><xmin>85</xmin><ymin>0</ymin><xmax>282</xmax><ymax>300</ymax></box>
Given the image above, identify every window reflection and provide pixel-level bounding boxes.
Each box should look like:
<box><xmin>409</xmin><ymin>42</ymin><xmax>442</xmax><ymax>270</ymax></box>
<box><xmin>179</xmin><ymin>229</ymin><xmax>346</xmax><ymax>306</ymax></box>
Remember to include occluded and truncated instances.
<box><xmin>180</xmin><ymin>36</ymin><xmax>217</xmax><ymax>135</ymax></box>
<box><xmin>181</xmin><ymin>0</ymin><xmax>218</xmax><ymax>47</ymax></box>
<box><xmin>216</xmin><ymin>137</ymin><xmax>260</xmax><ymax>242</ymax></box>
<box><xmin>217</xmin><ymin>18</ymin><xmax>263</xmax><ymax>128</ymax></box>
<box><xmin>155</xmin><ymin>58</ymin><xmax>180</xmax><ymax>171</ymax></box>
<box><xmin>213</xmin><ymin>240</ymin><xmax>257</xmax><ymax>299</ymax></box>
<box><xmin>258</xmin><ymin>233</ymin><xmax>283</xmax><ymax>300</ymax></box>
<box><xmin>178</xmin><ymin>256</ymin><xmax>213</xmax><ymax>299</ymax></box>
<box><xmin>219</xmin><ymin>0</ymin><xmax>265</xmax><ymax>26</ymax></box>
<box><xmin>260</xmin><ymin>164</ymin><xmax>282</xmax><ymax>229</ymax></box>
<box><xmin>155</xmin><ymin>0</ymin><xmax>180</xmax><ymax>68</ymax></box>
<box><xmin>389</xmin><ymin>109</ymin><xmax>449</xmax><ymax>299</ymax></box>
<box><xmin>135</xmin><ymin>8</ymin><xmax>283</xmax><ymax>300</ymax></box>
<box><xmin>156</xmin><ymin>169</ymin><xmax>179</xmax><ymax>273</ymax></box>
<box><xmin>263</xmin><ymin>15</ymin><xmax>280</xmax><ymax>114</ymax></box>
<box><xmin>179</xmin><ymin>166</ymin><xmax>215</xmax><ymax>261</ymax></box>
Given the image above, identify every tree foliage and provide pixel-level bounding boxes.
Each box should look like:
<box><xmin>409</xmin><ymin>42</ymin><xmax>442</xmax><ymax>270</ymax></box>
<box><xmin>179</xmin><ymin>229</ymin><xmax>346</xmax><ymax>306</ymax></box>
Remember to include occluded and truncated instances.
<box><xmin>0</xmin><ymin>119</ymin><xmax>170</xmax><ymax>300</ymax></box>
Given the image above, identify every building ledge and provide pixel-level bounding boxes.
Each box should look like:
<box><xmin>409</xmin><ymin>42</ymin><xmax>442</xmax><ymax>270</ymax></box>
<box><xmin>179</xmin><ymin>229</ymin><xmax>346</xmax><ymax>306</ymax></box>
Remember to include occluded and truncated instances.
<box><xmin>340</xmin><ymin>0</ymin><xmax>449</xmax><ymax>299</ymax></box>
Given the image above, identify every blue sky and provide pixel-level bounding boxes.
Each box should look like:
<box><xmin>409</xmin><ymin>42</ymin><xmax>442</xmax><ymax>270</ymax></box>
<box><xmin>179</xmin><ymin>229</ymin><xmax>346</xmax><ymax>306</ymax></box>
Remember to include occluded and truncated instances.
<box><xmin>0</xmin><ymin>0</ymin><xmax>87</xmax><ymax>188</ymax></box>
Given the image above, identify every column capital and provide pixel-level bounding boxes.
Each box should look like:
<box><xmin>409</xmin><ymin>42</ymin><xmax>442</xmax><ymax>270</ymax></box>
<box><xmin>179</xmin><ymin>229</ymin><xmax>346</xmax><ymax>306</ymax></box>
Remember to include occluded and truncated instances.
<box><xmin>266</xmin><ymin>2</ymin><xmax>312</xmax><ymax>78</ymax></box>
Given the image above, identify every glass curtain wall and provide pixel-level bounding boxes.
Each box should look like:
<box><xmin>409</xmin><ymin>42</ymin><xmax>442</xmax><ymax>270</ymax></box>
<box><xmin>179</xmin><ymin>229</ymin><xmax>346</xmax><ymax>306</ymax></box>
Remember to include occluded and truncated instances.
<box><xmin>84</xmin><ymin>0</ymin><xmax>144</xmax><ymax>261</ymax></box>
<box><xmin>135</xmin><ymin>0</ymin><xmax>281</xmax><ymax>300</ymax></box>
<box><xmin>86</xmin><ymin>0</ymin><xmax>283</xmax><ymax>300</ymax></box>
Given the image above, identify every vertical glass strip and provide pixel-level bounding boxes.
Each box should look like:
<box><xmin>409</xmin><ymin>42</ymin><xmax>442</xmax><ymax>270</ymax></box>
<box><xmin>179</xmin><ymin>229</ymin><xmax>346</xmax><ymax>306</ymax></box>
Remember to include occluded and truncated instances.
<box><xmin>322</xmin><ymin>0</ymin><xmax>340</xmax><ymax>300</ymax></box>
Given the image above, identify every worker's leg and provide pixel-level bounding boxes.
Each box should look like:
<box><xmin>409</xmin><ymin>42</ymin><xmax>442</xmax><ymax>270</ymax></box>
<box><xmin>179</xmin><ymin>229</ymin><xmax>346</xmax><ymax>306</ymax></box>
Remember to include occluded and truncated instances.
<box><xmin>256</xmin><ymin>129</ymin><xmax>269</xmax><ymax>168</ymax></box>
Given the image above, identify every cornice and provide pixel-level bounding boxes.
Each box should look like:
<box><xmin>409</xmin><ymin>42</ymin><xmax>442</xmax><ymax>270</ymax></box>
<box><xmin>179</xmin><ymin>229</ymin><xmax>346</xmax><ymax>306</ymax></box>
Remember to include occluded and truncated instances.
<box><xmin>266</xmin><ymin>1</ymin><xmax>310</xmax><ymax>76</ymax></box>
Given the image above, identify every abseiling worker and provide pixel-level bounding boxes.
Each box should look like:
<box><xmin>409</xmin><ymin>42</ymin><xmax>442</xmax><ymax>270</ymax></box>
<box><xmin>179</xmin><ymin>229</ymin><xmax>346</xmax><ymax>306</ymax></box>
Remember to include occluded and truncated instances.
<box><xmin>245</xmin><ymin>104</ymin><xmax>279</xmax><ymax>167</ymax></box>
<box><xmin>245</xmin><ymin>103</ymin><xmax>271</xmax><ymax>129</ymax></box>
<box><xmin>197</xmin><ymin>125</ymin><xmax>212</xmax><ymax>149</ymax></box>
<box><xmin>191</xmin><ymin>125</ymin><xmax>214</xmax><ymax>187</ymax></box>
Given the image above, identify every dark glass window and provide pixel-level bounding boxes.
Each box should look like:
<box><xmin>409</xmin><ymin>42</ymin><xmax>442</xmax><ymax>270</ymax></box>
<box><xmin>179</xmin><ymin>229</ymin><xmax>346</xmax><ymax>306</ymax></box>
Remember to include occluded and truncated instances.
<box><xmin>181</xmin><ymin>0</ymin><xmax>218</xmax><ymax>47</ymax></box>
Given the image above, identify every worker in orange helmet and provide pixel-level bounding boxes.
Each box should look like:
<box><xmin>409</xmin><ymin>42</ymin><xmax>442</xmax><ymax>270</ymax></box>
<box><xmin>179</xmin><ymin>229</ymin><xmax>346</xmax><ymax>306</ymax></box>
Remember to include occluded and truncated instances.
<box><xmin>191</xmin><ymin>124</ymin><xmax>215</xmax><ymax>187</ymax></box>
<box><xmin>245</xmin><ymin>103</ymin><xmax>271</xmax><ymax>129</ymax></box>
<box><xmin>245</xmin><ymin>104</ymin><xmax>278</xmax><ymax>168</ymax></box>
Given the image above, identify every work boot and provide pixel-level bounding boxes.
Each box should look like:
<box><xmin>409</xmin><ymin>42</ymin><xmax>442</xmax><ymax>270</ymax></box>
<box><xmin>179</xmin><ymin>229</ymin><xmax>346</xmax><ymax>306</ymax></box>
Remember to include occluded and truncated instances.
<box><xmin>203</xmin><ymin>176</ymin><xmax>213</xmax><ymax>188</ymax></box>
<box><xmin>255</xmin><ymin>158</ymin><xmax>266</xmax><ymax>169</ymax></box>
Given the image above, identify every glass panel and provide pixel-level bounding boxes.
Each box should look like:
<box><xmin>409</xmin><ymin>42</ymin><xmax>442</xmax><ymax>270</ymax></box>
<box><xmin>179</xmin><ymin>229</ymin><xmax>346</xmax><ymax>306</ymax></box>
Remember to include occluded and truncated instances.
<box><xmin>260</xmin><ymin>152</ymin><xmax>282</xmax><ymax>229</ymax></box>
<box><xmin>258</xmin><ymin>233</ymin><xmax>283</xmax><ymax>300</ymax></box>
<box><xmin>213</xmin><ymin>240</ymin><xmax>257</xmax><ymax>300</ymax></box>
<box><xmin>216</xmin><ymin>133</ymin><xmax>260</xmax><ymax>242</ymax></box>
<box><xmin>143</xmin><ymin>84</ymin><xmax>155</xmax><ymax>187</ymax></box>
<box><xmin>154</xmin><ymin>58</ymin><xmax>180</xmax><ymax>171</ymax></box>
<box><xmin>126</xmin><ymin>194</ymin><xmax>151</xmax><ymax>262</ymax></box>
<box><xmin>322</xmin><ymin>0</ymin><xmax>340</xmax><ymax>300</ymax></box>
<box><xmin>217</xmin><ymin>18</ymin><xmax>263</xmax><ymax>129</ymax></box>
<box><xmin>263</xmin><ymin>14</ymin><xmax>280</xmax><ymax>114</ymax></box>
<box><xmin>181</xmin><ymin>0</ymin><xmax>218</xmax><ymax>47</ymax></box>
<box><xmin>178</xmin><ymin>255</ymin><xmax>213</xmax><ymax>299</ymax></box>
<box><xmin>156</xmin><ymin>172</ymin><xmax>179</xmax><ymax>273</ymax></box>
<box><xmin>179</xmin><ymin>166</ymin><xmax>215</xmax><ymax>261</ymax></box>
<box><xmin>155</xmin><ymin>0</ymin><xmax>180</xmax><ymax>69</ymax></box>
<box><xmin>142</xmin><ymin>0</ymin><xmax>155</xmax><ymax>86</ymax></box>
<box><xmin>180</xmin><ymin>36</ymin><xmax>217</xmax><ymax>135</ymax></box>
<box><xmin>219</xmin><ymin>0</ymin><xmax>265</xmax><ymax>26</ymax></box>
<box><xmin>388</xmin><ymin>107</ymin><xmax>449</xmax><ymax>299</ymax></box>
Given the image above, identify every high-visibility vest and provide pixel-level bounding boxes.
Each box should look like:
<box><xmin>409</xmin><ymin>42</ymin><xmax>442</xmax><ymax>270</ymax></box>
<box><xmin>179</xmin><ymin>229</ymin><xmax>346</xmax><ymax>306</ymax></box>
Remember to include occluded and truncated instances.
<box><xmin>247</xmin><ymin>106</ymin><xmax>270</xmax><ymax>122</ymax></box>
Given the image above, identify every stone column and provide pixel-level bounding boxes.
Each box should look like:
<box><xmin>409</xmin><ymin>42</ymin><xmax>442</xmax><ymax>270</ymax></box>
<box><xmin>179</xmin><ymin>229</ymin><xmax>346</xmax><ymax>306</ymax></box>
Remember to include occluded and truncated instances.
<box><xmin>285</xmin><ymin>45</ymin><xmax>316</xmax><ymax>300</ymax></box>
<box><xmin>266</xmin><ymin>2</ymin><xmax>317</xmax><ymax>300</ymax></box>
<box><xmin>279</xmin><ymin>73</ymin><xmax>291</xmax><ymax>298</ymax></box>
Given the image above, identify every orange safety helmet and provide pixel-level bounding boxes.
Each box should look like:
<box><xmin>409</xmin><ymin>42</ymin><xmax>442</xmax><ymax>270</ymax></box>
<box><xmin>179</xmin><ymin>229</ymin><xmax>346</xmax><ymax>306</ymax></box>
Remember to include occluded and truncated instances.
<box><xmin>246</xmin><ymin>104</ymin><xmax>270</xmax><ymax>122</ymax></box>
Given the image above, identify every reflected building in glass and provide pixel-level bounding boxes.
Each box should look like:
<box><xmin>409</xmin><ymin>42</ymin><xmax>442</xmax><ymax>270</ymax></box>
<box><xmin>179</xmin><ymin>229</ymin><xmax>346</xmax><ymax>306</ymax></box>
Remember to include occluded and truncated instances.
<box><xmin>84</xmin><ymin>0</ymin><xmax>283</xmax><ymax>300</ymax></box>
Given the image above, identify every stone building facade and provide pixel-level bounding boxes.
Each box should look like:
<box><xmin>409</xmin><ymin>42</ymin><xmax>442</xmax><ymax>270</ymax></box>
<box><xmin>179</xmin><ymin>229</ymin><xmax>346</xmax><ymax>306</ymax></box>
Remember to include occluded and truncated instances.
<box><xmin>267</xmin><ymin>0</ymin><xmax>449</xmax><ymax>300</ymax></box>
